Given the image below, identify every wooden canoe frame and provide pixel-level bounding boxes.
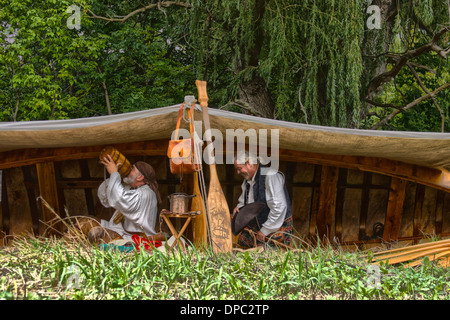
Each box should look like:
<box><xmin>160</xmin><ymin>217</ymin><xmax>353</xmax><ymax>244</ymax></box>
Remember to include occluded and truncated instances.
<box><xmin>1</xmin><ymin>104</ymin><xmax>450</xmax><ymax>245</ymax></box>
<box><xmin>1</xmin><ymin>138</ymin><xmax>450</xmax><ymax>244</ymax></box>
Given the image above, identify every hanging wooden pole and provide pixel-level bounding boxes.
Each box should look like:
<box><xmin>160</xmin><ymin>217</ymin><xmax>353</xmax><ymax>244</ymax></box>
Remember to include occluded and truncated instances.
<box><xmin>183</xmin><ymin>95</ymin><xmax>208</xmax><ymax>248</ymax></box>
<box><xmin>191</xmin><ymin>172</ymin><xmax>208</xmax><ymax>247</ymax></box>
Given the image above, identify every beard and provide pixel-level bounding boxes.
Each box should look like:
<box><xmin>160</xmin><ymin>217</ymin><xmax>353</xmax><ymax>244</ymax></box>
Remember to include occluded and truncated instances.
<box><xmin>123</xmin><ymin>174</ymin><xmax>136</xmax><ymax>185</ymax></box>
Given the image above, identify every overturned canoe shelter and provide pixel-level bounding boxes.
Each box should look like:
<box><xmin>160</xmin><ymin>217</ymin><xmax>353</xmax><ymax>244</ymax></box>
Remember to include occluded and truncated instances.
<box><xmin>1</xmin><ymin>103</ymin><xmax>450</xmax><ymax>250</ymax></box>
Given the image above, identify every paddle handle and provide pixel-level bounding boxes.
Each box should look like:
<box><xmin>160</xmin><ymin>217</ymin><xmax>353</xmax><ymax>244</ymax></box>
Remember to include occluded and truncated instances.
<box><xmin>196</xmin><ymin>80</ymin><xmax>211</xmax><ymax>132</ymax></box>
<box><xmin>196</xmin><ymin>80</ymin><xmax>215</xmax><ymax>166</ymax></box>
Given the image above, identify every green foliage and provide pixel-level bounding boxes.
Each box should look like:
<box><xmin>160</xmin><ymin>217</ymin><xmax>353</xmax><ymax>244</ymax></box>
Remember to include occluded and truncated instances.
<box><xmin>1</xmin><ymin>237</ymin><xmax>449</xmax><ymax>300</ymax></box>
<box><xmin>0</xmin><ymin>0</ymin><xmax>98</xmax><ymax>120</ymax></box>
<box><xmin>187</xmin><ymin>0</ymin><xmax>369</xmax><ymax>127</ymax></box>
<box><xmin>363</xmin><ymin>0</ymin><xmax>450</xmax><ymax>131</ymax></box>
<box><xmin>0</xmin><ymin>0</ymin><xmax>448</xmax><ymax>132</ymax></box>
<box><xmin>0</xmin><ymin>0</ymin><xmax>196</xmax><ymax>121</ymax></box>
<box><xmin>264</xmin><ymin>0</ymin><xmax>365</xmax><ymax>127</ymax></box>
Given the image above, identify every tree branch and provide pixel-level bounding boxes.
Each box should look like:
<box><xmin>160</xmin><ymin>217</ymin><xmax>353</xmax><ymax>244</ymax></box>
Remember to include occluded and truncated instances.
<box><xmin>220</xmin><ymin>99</ymin><xmax>267</xmax><ymax>118</ymax></box>
<box><xmin>86</xmin><ymin>1</ymin><xmax>192</xmax><ymax>23</ymax></box>
<box><xmin>97</xmin><ymin>67</ymin><xmax>112</xmax><ymax>115</ymax></box>
<box><xmin>13</xmin><ymin>89</ymin><xmax>20</xmax><ymax>122</ymax></box>
<box><xmin>406</xmin><ymin>62</ymin><xmax>445</xmax><ymax>132</ymax></box>
<box><xmin>370</xmin><ymin>82</ymin><xmax>450</xmax><ymax>130</ymax></box>
<box><xmin>365</xmin><ymin>99</ymin><xmax>404</xmax><ymax>110</ymax></box>
<box><xmin>366</xmin><ymin>26</ymin><xmax>450</xmax><ymax>97</ymax></box>
<box><xmin>405</xmin><ymin>61</ymin><xmax>436</xmax><ymax>74</ymax></box>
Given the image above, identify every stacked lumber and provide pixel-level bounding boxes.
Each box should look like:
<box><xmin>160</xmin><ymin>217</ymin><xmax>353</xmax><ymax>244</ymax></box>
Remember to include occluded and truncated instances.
<box><xmin>369</xmin><ymin>239</ymin><xmax>450</xmax><ymax>268</ymax></box>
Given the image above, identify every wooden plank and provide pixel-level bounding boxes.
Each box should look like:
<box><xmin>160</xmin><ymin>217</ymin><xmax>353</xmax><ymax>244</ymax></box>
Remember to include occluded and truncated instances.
<box><xmin>293</xmin><ymin>162</ymin><xmax>316</xmax><ymax>184</ymax></box>
<box><xmin>435</xmin><ymin>190</ymin><xmax>444</xmax><ymax>235</ymax></box>
<box><xmin>225</xmin><ymin>164</ymin><xmax>235</xmax><ymax>214</ymax></box>
<box><xmin>21</xmin><ymin>166</ymin><xmax>40</xmax><ymax>235</ymax></box>
<box><xmin>53</xmin><ymin>162</ymin><xmax>67</xmax><ymax>221</ymax></box>
<box><xmin>80</xmin><ymin>159</ymin><xmax>96</xmax><ymax>216</ymax></box>
<box><xmin>383</xmin><ymin>177</ymin><xmax>407</xmax><ymax>242</ymax></box>
<box><xmin>421</xmin><ymin>187</ymin><xmax>438</xmax><ymax>236</ymax></box>
<box><xmin>1</xmin><ymin>170</ymin><xmax>9</xmax><ymax>235</ymax></box>
<box><xmin>3</xmin><ymin>140</ymin><xmax>450</xmax><ymax>193</ymax></box>
<box><xmin>399</xmin><ymin>182</ymin><xmax>417</xmax><ymax>239</ymax></box>
<box><xmin>334</xmin><ymin>168</ymin><xmax>348</xmax><ymax>242</ymax></box>
<box><xmin>317</xmin><ymin>165</ymin><xmax>339</xmax><ymax>241</ymax></box>
<box><xmin>56</xmin><ymin>179</ymin><xmax>103</xmax><ymax>189</ymax></box>
<box><xmin>291</xmin><ymin>187</ymin><xmax>313</xmax><ymax>238</ymax></box>
<box><xmin>309</xmin><ymin>165</ymin><xmax>322</xmax><ymax>239</ymax></box>
<box><xmin>359</xmin><ymin>172</ymin><xmax>371</xmax><ymax>241</ymax></box>
<box><xmin>36</xmin><ymin>162</ymin><xmax>60</xmax><ymax>228</ymax></box>
<box><xmin>342</xmin><ymin>188</ymin><xmax>362</xmax><ymax>242</ymax></box>
<box><xmin>413</xmin><ymin>184</ymin><xmax>425</xmax><ymax>244</ymax></box>
<box><xmin>285</xmin><ymin>162</ymin><xmax>296</xmax><ymax>202</ymax></box>
<box><xmin>366</xmin><ymin>188</ymin><xmax>389</xmax><ymax>239</ymax></box>
<box><xmin>442</xmin><ymin>193</ymin><xmax>450</xmax><ymax>234</ymax></box>
<box><xmin>279</xmin><ymin>149</ymin><xmax>450</xmax><ymax>193</ymax></box>
<box><xmin>0</xmin><ymin>139</ymin><xmax>169</xmax><ymax>170</ymax></box>
<box><xmin>6</xmin><ymin>167</ymin><xmax>33</xmax><ymax>235</ymax></box>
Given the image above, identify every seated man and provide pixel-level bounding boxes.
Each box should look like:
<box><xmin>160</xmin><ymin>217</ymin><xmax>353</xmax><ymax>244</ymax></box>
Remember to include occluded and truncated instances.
<box><xmin>69</xmin><ymin>155</ymin><xmax>165</xmax><ymax>244</ymax></box>
<box><xmin>232</xmin><ymin>151</ymin><xmax>293</xmax><ymax>249</ymax></box>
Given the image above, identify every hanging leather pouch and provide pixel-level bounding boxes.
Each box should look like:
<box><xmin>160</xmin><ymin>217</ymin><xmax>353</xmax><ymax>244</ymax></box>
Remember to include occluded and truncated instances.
<box><xmin>167</xmin><ymin>103</ymin><xmax>200</xmax><ymax>175</ymax></box>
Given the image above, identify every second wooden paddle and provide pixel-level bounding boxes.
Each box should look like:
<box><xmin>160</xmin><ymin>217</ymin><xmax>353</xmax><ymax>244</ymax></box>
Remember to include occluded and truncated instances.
<box><xmin>196</xmin><ymin>80</ymin><xmax>233</xmax><ymax>254</ymax></box>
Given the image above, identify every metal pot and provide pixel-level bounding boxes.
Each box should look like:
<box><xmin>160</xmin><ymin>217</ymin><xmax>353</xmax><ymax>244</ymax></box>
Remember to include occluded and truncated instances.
<box><xmin>168</xmin><ymin>193</ymin><xmax>196</xmax><ymax>214</ymax></box>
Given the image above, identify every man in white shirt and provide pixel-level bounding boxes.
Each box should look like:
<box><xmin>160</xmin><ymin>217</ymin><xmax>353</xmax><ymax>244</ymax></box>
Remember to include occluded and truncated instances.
<box><xmin>84</xmin><ymin>155</ymin><xmax>164</xmax><ymax>244</ymax></box>
<box><xmin>232</xmin><ymin>151</ymin><xmax>293</xmax><ymax>248</ymax></box>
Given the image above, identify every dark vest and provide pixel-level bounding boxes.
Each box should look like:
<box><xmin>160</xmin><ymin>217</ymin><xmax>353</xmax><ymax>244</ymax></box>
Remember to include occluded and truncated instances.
<box><xmin>249</xmin><ymin>165</ymin><xmax>292</xmax><ymax>229</ymax></box>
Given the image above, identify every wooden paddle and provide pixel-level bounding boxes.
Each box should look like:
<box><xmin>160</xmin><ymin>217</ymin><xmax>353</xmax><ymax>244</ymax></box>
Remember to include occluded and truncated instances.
<box><xmin>196</xmin><ymin>80</ymin><xmax>233</xmax><ymax>254</ymax></box>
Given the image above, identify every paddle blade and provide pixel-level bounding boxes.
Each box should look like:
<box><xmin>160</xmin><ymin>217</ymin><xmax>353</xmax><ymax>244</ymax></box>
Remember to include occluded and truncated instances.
<box><xmin>207</xmin><ymin>187</ymin><xmax>233</xmax><ymax>253</ymax></box>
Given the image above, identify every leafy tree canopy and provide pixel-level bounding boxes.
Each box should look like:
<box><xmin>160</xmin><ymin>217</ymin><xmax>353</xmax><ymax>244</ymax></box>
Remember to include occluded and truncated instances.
<box><xmin>0</xmin><ymin>0</ymin><xmax>448</xmax><ymax>133</ymax></box>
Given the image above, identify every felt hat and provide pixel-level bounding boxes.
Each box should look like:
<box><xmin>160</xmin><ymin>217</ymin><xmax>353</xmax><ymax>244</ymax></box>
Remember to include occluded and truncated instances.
<box><xmin>231</xmin><ymin>202</ymin><xmax>266</xmax><ymax>236</ymax></box>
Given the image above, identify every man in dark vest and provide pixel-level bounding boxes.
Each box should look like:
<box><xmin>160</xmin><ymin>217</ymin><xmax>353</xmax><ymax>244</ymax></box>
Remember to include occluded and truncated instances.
<box><xmin>232</xmin><ymin>151</ymin><xmax>293</xmax><ymax>248</ymax></box>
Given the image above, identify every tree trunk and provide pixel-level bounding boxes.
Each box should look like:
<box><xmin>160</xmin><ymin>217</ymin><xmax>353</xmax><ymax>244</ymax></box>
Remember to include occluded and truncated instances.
<box><xmin>361</xmin><ymin>0</ymin><xmax>398</xmax><ymax>101</ymax></box>
<box><xmin>238</xmin><ymin>75</ymin><xmax>274</xmax><ymax>119</ymax></box>
<box><xmin>235</xmin><ymin>0</ymin><xmax>275</xmax><ymax>119</ymax></box>
<box><xmin>101</xmin><ymin>80</ymin><xmax>112</xmax><ymax>115</ymax></box>
<box><xmin>98</xmin><ymin>67</ymin><xmax>112</xmax><ymax>115</ymax></box>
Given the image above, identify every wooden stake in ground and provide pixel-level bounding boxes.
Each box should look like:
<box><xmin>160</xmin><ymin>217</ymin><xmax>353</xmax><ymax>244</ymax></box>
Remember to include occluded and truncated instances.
<box><xmin>196</xmin><ymin>80</ymin><xmax>233</xmax><ymax>254</ymax></box>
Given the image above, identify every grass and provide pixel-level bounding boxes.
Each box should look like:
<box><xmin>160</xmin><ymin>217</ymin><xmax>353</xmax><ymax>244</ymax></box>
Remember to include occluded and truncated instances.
<box><xmin>0</xmin><ymin>235</ymin><xmax>449</xmax><ymax>300</ymax></box>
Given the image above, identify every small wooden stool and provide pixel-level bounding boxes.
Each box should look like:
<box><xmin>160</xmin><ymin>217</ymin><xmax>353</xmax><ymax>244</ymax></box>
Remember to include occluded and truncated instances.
<box><xmin>160</xmin><ymin>209</ymin><xmax>200</xmax><ymax>250</ymax></box>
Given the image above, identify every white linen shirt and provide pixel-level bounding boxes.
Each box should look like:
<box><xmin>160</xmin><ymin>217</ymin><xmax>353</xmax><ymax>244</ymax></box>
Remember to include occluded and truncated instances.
<box><xmin>97</xmin><ymin>171</ymin><xmax>158</xmax><ymax>239</ymax></box>
<box><xmin>236</xmin><ymin>168</ymin><xmax>288</xmax><ymax>236</ymax></box>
